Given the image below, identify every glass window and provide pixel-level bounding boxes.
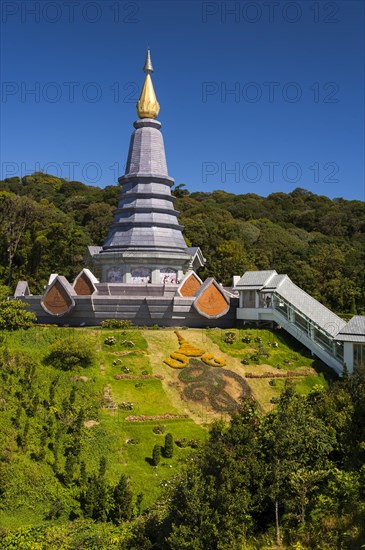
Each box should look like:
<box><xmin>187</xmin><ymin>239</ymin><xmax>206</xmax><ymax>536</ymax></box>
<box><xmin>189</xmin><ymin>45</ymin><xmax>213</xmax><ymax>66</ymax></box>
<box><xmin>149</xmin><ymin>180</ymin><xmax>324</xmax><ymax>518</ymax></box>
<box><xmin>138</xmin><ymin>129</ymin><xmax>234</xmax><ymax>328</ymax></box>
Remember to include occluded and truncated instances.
<box><xmin>354</xmin><ymin>343</ymin><xmax>365</xmax><ymax>368</ymax></box>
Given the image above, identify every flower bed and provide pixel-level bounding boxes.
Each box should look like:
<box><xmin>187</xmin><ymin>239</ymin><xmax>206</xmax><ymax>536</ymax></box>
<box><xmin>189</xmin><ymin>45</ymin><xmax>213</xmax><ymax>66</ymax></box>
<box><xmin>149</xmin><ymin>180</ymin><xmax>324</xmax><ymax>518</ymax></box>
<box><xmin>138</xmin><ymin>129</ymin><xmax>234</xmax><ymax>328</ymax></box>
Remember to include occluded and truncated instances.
<box><xmin>245</xmin><ymin>370</ymin><xmax>313</xmax><ymax>379</ymax></box>
<box><xmin>125</xmin><ymin>413</ymin><xmax>189</xmax><ymax>422</ymax></box>
<box><xmin>164</xmin><ymin>331</ymin><xmax>226</xmax><ymax>369</ymax></box>
<box><xmin>178</xmin><ymin>360</ymin><xmax>252</xmax><ymax>413</ymax></box>
<box><xmin>114</xmin><ymin>374</ymin><xmax>163</xmax><ymax>380</ymax></box>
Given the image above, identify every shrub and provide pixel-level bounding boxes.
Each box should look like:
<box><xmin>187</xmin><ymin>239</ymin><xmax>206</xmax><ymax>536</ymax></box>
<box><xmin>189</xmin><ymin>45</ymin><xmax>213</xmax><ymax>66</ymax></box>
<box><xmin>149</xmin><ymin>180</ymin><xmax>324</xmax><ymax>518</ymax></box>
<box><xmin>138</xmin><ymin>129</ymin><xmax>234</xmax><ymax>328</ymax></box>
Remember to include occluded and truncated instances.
<box><xmin>175</xmin><ymin>437</ymin><xmax>188</xmax><ymax>448</ymax></box>
<box><xmin>100</xmin><ymin>319</ymin><xmax>123</xmax><ymax>329</ymax></box>
<box><xmin>241</xmin><ymin>359</ymin><xmax>249</xmax><ymax>365</ymax></box>
<box><xmin>44</xmin><ymin>338</ymin><xmax>94</xmax><ymax>370</ymax></box>
<box><xmin>152</xmin><ymin>444</ymin><xmax>162</xmax><ymax>466</ymax></box>
<box><xmin>104</xmin><ymin>336</ymin><xmax>116</xmax><ymax>346</ymax></box>
<box><xmin>0</xmin><ymin>299</ymin><xmax>36</xmax><ymax>330</ymax></box>
<box><xmin>269</xmin><ymin>379</ymin><xmax>277</xmax><ymax>386</ymax></box>
<box><xmin>153</xmin><ymin>424</ymin><xmax>166</xmax><ymax>434</ymax></box>
<box><xmin>224</xmin><ymin>331</ymin><xmax>236</xmax><ymax>344</ymax></box>
<box><xmin>121</xmin><ymin>340</ymin><xmax>134</xmax><ymax>348</ymax></box>
<box><xmin>164</xmin><ymin>433</ymin><xmax>174</xmax><ymax>458</ymax></box>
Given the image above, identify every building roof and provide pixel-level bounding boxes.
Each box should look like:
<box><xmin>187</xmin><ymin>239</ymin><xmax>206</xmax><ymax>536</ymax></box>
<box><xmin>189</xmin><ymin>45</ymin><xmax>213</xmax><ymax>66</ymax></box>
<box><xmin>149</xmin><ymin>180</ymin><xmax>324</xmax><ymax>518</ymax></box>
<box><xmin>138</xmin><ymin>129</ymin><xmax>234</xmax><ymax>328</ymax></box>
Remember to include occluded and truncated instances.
<box><xmin>235</xmin><ymin>270</ymin><xmax>277</xmax><ymax>289</ymax></box>
<box><xmin>275</xmin><ymin>278</ymin><xmax>346</xmax><ymax>337</ymax></box>
<box><xmin>335</xmin><ymin>316</ymin><xmax>365</xmax><ymax>342</ymax></box>
<box><xmin>264</xmin><ymin>274</ymin><xmax>288</xmax><ymax>290</ymax></box>
<box><xmin>88</xmin><ymin>246</ymin><xmax>103</xmax><ymax>257</ymax></box>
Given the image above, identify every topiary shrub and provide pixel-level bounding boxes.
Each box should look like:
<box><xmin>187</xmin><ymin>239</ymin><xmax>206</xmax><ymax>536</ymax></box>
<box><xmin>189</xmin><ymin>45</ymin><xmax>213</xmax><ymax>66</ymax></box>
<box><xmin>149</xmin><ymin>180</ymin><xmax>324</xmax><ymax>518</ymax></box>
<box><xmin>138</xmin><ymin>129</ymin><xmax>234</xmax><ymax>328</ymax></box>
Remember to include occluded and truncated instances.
<box><xmin>164</xmin><ymin>433</ymin><xmax>174</xmax><ymax>458</ymax></box>
<box><xmin>175</xmin><ymin>437</ymin><xmax>188</xmax><ymax>448</ymax></box>
<box><xmin>100</xmin><ymin>319</ymin><xmax>123</xmax><ymax>329</ymax></box>
<box><xmin>153</xmin><ymin>424</ymin><xmax>166</xmax><ymax>434</ymax></box>
<box><xmin>152</xmin><ymin>444</ymin><xmax>161</xmax><ymax>466</ymax></box>
<box><xmin>121</xmin><ymin>340</ymin><xmax>135</xmax><ymax>348</ymax></box>
<box><xmin>44</xmin><ymin>338</ymin><xmax>94</xmax><ymax>370</ymax></box>
<box><xmin>224</xmin><ymin>331</ymin><xmax>236</xmax><ymax>344</ymax></box>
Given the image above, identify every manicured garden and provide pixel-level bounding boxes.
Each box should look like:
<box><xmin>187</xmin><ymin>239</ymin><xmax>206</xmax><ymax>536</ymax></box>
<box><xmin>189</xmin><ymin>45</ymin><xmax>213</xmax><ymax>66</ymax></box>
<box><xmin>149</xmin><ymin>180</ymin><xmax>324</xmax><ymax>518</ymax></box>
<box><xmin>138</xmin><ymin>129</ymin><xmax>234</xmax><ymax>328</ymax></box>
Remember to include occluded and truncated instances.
<box><xmin>0</xmin><ymin>322</ymin><xmax>334</xmax><ymax>531</ymax></box>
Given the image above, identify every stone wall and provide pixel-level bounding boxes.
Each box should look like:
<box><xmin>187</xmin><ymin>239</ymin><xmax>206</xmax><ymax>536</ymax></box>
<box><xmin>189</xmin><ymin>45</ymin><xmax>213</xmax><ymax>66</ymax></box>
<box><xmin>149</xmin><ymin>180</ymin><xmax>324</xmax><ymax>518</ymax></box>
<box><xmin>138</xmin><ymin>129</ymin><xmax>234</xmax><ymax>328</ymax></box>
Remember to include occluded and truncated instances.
<box><xmin>20</xmin><ymin>294</ymin><xmax>238</xmax><ymax>328</ymax></box>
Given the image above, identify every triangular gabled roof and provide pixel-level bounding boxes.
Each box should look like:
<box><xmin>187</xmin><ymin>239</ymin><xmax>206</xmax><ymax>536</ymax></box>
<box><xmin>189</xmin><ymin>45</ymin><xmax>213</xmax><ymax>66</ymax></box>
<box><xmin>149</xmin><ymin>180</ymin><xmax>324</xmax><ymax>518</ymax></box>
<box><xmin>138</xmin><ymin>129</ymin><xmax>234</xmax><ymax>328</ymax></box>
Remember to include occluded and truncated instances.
<box><xmin>41</xmin><ymin>276</ymin><xmax>76</xmax><ymax>316</ymax></box>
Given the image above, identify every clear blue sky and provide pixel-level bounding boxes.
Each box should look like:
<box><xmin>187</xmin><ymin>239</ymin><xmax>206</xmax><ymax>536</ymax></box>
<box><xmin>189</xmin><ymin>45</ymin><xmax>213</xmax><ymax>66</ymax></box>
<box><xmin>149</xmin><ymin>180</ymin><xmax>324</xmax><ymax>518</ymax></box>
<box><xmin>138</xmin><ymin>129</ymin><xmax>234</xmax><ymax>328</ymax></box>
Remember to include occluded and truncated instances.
<box><xmin>1</xmin><ymin>0</ymin><xmax>364</xmax><ymax>199</ymax></box>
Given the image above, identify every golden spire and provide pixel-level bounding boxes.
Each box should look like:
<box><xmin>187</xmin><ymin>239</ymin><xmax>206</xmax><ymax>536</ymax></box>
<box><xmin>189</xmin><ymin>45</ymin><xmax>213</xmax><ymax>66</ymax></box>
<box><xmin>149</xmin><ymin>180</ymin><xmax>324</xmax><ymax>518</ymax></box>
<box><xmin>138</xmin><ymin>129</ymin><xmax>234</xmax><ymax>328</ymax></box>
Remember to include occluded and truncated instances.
<box><xmin>136</xmin><ymin>49</ymin><xmax>160</xmax><ymax>119</ymax></box>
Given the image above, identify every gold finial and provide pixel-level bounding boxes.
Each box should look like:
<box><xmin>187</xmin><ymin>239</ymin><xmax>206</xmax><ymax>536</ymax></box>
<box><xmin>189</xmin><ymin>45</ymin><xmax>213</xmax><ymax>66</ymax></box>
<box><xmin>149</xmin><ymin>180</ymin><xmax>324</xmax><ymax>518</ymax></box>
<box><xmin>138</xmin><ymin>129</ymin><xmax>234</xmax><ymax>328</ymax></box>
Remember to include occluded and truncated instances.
<box><xmin>136</xmin><ymin>49</ymin><xmax>160</xmax><ymax>119</ymax></box>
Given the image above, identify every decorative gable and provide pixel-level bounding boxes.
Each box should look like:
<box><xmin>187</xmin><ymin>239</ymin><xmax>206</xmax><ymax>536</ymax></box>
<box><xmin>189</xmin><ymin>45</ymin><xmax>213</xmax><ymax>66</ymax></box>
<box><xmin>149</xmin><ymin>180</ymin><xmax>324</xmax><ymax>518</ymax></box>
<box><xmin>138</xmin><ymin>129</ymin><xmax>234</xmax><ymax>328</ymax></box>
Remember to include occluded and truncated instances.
<box><xmin>193</xmin><ymin>278</ymin><xmax>230</xmax><ymax>319</ymax></box>
<box><xmin>178</xmin><ymin>271</ymin><xmax>202</xmax><ymax>297</ymax></box>
<box><xmin>73</xmin><ymin>268</ymin><xmax>98</xmax><ymax>296</ymax></box>
<box><xmin>41</xmin><ymin>276</ymin><xmax>76</xmax><ymax>316</ymax></box>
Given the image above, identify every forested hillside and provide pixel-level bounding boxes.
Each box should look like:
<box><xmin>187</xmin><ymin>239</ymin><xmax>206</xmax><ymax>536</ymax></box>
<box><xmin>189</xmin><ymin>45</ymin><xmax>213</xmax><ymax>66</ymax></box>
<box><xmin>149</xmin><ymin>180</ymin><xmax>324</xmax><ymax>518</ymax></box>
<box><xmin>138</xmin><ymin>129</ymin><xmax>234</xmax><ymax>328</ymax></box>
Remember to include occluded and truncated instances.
<box><xmin>0</xmin><ymin>173</ymin><xmax>364</xmax><ymax>314</ymax></box>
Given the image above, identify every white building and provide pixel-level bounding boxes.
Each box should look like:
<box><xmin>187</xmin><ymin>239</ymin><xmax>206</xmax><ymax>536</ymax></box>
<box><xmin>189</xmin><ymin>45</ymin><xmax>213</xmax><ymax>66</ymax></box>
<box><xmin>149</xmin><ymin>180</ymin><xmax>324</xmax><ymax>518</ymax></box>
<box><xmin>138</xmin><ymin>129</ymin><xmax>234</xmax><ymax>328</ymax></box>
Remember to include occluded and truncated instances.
<box><xmin>234</xmin><ymin>270</ymin><xmax>365</xmax><ymax>375</ymax></box>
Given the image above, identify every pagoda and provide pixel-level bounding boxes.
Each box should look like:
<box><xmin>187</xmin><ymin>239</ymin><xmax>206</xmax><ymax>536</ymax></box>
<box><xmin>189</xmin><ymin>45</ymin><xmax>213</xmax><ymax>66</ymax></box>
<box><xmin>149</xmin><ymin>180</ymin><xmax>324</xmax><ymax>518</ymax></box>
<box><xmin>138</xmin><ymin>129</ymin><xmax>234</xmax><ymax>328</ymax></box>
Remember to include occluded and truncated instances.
<box><xmin>89</xmin><ymin>50</ymin><xmax>203</xmax><ymax>284</ymax></box>
<box><xmin>15</xmin><ymin>51</ymin><xmax>237</xmax><ymax>327</ymax></box>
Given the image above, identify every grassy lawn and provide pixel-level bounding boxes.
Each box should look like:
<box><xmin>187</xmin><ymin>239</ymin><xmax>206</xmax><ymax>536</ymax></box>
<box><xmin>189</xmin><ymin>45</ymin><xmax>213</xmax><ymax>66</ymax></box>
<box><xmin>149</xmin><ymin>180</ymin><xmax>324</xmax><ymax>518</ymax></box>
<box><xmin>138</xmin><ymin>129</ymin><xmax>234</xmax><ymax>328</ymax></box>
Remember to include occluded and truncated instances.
<box><xmin>206</xmin><ymin>326</ymin><xmax>316</xmax><ymax>369</ymax></box>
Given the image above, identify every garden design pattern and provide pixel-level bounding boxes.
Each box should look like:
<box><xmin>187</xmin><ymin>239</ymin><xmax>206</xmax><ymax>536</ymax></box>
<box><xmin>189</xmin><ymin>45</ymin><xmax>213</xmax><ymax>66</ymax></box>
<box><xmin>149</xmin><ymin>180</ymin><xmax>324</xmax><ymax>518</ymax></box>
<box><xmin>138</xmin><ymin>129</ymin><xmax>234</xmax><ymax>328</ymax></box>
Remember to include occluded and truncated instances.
<box><xmin>163</xmin><ymin>331</ymin><xmax>250</xmax><ymax>413</ymax></box>
<box><xmin>163</xmin><ymin>331</ymin><xmax>226</xmax><ymax>368</ymax></box>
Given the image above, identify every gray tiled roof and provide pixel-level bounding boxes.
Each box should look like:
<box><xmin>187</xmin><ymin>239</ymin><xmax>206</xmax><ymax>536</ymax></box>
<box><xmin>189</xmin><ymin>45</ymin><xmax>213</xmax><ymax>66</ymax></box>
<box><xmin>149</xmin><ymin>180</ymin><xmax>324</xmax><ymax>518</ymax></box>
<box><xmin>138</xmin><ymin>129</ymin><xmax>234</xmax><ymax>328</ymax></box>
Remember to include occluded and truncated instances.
<box><xmin>264</xmin><ymin>274</ymin><xmax>288</xmax><ymax>290</ymax></box>
<box><xmin>335</xmin><ymin>316</ymin><xmax>365</xmax><ymax>342</ymax></box>
<box><xmin>235</xmin><ymin>270</ymin><xmax>277</xmax><ymax>289</ymax></box>
<box><xmin>102</xmin><ymin>118</ymin><xmax>188</xmax><ymax>254</ymax></box>
<box><xmin>274</xmin><ymin>279</ymin><xmax>346</xmax><ymax>336</ymax></box>
<box><xmin>88</xmin><ymin>246</ymin><xmax>103</xmax><ymax>257</ymax></box>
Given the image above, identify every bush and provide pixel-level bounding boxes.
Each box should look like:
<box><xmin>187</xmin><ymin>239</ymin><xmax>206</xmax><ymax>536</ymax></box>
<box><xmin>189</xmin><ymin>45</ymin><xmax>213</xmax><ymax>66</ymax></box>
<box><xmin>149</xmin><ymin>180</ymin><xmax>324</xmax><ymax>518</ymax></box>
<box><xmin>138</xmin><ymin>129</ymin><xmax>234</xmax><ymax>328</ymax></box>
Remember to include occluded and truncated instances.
<box><xmin>44</xmin><ymin>338</ymin><xmax>94</xmax><ymax>370</ymax></box>
<box><xmin>164</xmin><ymin>433</ymin><xmax>174</xmax><ymax>458</ymax></box>
<box><xmin>153</xmin><ymin>424</ymin><xmax>166</xmax><ymax>434</ymax></box>
<box><xmin>0</xmin><ymin>299</ymin><xmax>36</xmax><ymax>330</ymax></box>
<box><xmin>121</xmin><ymin>340</ymin><xmax>134</xmax><ymax>348</ymax></box>
<box><xmin>100</xmin><ymin>319</ymin><xmax>133</xmax><ymax>329</ymax></box>
<box><xmin>224</xmin><ymin>331</ymin><xmax>236</xmax><ymax>344</ymax></box>
<box><xmin>152</xmin><ymin>444</ymin><xmax>162</xmax><ymax>466</ymax></box>
<box><xmin>104</xmin><ymin>336</ymin><xmax>116</xmax><ymax>346</ymax></box>
<box><xmin>100</xmin><ymin>319</ymin><xmax>122</xmax><ymax>329</ymax></box>
<box><xmin>175</xmin><ymin>437</ymin><xmax>188</xmax><ymax>448</ymax></box>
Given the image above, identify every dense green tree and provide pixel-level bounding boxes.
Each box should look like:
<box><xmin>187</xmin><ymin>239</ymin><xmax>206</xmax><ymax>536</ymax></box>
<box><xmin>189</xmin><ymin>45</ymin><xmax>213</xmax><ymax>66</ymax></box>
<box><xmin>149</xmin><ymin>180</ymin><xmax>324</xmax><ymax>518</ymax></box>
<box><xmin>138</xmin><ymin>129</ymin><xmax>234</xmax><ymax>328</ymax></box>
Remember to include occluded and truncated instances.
<box><xmin>44</xmin><ymin>337</ymin><xmax>94</xmax><ymax>370</ymax></box>
<box><xmin>164</xmin><ymin>433</ymin><xmax>174</xmax><ymax>459</ymax></box>
<box><xmin>109</xmin><ymin>474</ymin><xmax>133</xmax><ymax>524</ymax></box>
<box><xmin>0</xmin><ymin>299</ymin><xmax>36</xmax><ymax>330</ymax></box>
<box><xmin>0</xmin><ymin>192</ymin><xmax>39</xmax><ymax>284</ymax></box>
<box><xmin>152</xmin><ymin>444</ymin><xmax>161</xmax><ymax>466</ymax></box>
